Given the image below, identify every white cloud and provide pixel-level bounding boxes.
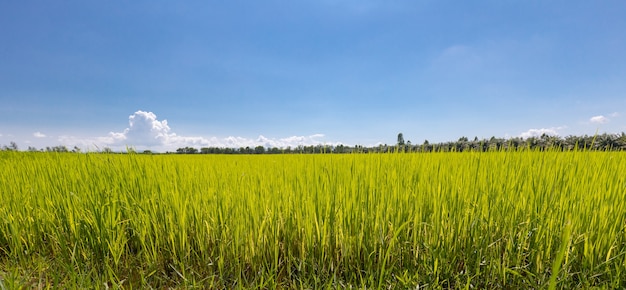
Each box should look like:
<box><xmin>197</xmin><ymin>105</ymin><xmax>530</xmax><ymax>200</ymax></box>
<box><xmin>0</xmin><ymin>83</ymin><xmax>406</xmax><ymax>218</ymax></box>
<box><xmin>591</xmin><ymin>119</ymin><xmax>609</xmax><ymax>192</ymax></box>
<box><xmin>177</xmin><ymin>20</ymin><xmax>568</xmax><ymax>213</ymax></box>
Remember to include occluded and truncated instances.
<box><xmin>609</xmin><ymin>112</ymin><xmax>620</xmax><ymax>118</ymax></box>
<box><xmin>99</xmin><ymin>110</ymin><xmax>175</xmax><ymax>146</ymax></box>
<box><xmin>255</xmin><ymin>134</ymin><xmax>329</xmax><ymax>148</ymax></box>
<box><xmin>58</xmin><ymin>110</ymin><xmax>339</xmax><ymax>151</ymax></box>
<box><xmin>520</xmin><ymin>127</ymin><xmax>565</xmax><ymax>138</ymax></box>
<box><xmin>590</xmin><ymin>115</ymin><xmax>609</xmax><ymax>124</ymax></box>
<box><xmin>33</xmin><ymin>132</ymin><xmax>46</xmax><ymax>138</ymax></box>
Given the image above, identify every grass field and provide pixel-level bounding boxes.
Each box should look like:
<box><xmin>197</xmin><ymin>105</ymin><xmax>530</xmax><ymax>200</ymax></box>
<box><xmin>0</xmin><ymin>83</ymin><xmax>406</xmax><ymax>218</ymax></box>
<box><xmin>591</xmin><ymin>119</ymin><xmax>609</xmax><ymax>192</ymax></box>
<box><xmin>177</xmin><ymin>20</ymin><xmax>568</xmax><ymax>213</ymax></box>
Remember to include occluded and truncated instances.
<box><xmin>1</xmin><ymin>150</ymin><xmax>625</xmax><ymax>288</ymax></box>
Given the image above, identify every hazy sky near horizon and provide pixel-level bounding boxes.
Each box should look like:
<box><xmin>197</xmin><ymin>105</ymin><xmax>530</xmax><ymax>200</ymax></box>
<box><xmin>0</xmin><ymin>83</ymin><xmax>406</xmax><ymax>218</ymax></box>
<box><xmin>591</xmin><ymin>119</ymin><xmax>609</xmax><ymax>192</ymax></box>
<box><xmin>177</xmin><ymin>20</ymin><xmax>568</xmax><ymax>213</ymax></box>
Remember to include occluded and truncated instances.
<box><xmin>1</xmin><ymin>1</ymin><xmax>625</xmax><ymax>151</ymax></box>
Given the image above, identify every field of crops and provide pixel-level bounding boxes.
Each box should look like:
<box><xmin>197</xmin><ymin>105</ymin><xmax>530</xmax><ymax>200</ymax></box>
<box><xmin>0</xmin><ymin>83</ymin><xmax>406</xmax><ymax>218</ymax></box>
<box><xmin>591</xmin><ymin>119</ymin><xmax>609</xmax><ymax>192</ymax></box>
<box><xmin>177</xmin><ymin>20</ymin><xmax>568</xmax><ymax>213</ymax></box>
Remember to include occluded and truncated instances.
<box><xmin>1</xmin><ymin>150</ymin><xmax>625</xmax><ymax>288</ymax></box>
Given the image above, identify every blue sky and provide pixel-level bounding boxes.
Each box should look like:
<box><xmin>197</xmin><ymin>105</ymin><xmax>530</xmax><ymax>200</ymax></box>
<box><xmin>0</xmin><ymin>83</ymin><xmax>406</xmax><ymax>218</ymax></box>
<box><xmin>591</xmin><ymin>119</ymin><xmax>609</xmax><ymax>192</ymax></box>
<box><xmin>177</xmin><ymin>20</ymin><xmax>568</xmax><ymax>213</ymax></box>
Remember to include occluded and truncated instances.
<box><xmin>1</xmin><ymin>1</ymin><xmax>625</xmax><ymax>151</ymax></box>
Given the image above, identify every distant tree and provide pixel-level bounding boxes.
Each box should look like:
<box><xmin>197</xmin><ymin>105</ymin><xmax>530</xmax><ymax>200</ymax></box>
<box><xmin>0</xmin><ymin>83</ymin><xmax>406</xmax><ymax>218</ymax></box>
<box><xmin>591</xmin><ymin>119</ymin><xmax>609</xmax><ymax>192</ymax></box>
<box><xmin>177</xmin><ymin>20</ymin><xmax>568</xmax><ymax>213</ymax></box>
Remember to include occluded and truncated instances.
<box><xmin>334</xmin><ymin>144</ymin><xmax>345</xmax><ymax>154</ymax></box>
<box><xmin>456</xmin><ymin>136</ymin><xmax>469</xmax><ymax>151</ymax></box>
<box><xmin>27</xmin><ymin>146</ymin><xmax>39</xmax><ymax>152</ymax></box>
<box><xmin>176</xmin><ymin>147</ymin><xmax>198</xmax><ymax>154</ymax></box>
<box><xmin>486</xmin><ymin>136</ymin><xmax>496</xmax><ymax>151</ymax></box>
<box><xmin>422</xmin><ymin>140</ymin><xmax>430</xmax><ymax>152</ymax></box>
<box><xmin>564</xmin><ymin>135</ymin><xmax>580</xmax><ymax>150</ymax></box>
<box><xmin>619</xmin><ymin>132</ymin><xmax>626</xmax><ymax>150</ymax></box>
<box><xmin>397</xmin><ymin>133</ymin><xmax>405</xmax><ymax>146</ymax></box>
<box><xmin>596</xmin><ymin>133</ymin><xmax>619</xmax><ymax>150</ymax></box>
<box><xmin>47</xmin><ymin>145</ymin><xmax>68</xmax><ymax>153</ymax></box>
<box><xmin>3</xmin><ymin>141</ymin><xmax>18</xmax><ymax>151</ymax></box>
<box><xmin>269</xmin><ymin>147</ymin><xmax>280</xmax><ymax>154</ymax></box>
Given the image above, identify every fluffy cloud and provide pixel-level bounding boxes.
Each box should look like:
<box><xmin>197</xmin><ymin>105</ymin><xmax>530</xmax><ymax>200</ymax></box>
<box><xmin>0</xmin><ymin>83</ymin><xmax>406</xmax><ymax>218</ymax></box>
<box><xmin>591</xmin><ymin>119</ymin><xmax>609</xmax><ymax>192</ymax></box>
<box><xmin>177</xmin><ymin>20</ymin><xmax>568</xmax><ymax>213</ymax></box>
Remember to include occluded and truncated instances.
<box><xmin>98</xmin><ymin>111</ymin><xmax>175</xmax><ymax>146</ymax></box>
<box><xmin>33</xmin><ymin>132</ymin><xmax>46</xmax><ymax>138</ymax></box>
<box><xmin>520</xmin><ymin>127</ymin><xmax>564</xmax><ymax>138</ymax></box>
<box><xmin>60</xmin><ymin>110</ymin><xmax>338</xmax><ymax>151</ymax></box>
<box><xmin>590</xmin><ymin>115</ymin><xmax>609</xmax><ymax>124</ymax></box>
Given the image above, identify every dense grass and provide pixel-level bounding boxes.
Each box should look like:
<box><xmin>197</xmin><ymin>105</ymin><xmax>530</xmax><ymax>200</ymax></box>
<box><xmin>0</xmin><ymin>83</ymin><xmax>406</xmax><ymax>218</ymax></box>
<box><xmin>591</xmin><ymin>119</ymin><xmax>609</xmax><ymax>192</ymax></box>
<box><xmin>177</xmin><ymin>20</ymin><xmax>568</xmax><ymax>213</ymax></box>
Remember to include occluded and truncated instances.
<box><xmin>1</xmin><ymin>150</ymin><xmax>625</xmax><ymax>288</ymax></box>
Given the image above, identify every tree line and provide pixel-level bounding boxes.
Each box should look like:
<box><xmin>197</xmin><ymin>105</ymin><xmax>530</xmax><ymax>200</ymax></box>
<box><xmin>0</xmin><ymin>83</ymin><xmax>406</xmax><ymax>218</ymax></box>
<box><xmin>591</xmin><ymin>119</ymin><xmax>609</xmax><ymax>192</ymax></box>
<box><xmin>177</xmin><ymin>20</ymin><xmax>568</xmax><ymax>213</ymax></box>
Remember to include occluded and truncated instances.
<box><xmin>3</xmin><ymin>132</ymin><xmax>625</xmax><ymax>154</ymax></box>
<box><xmin>170</xmin><ymin>132</ymin><xmax>626</xmax><ymax>154</ymax></box>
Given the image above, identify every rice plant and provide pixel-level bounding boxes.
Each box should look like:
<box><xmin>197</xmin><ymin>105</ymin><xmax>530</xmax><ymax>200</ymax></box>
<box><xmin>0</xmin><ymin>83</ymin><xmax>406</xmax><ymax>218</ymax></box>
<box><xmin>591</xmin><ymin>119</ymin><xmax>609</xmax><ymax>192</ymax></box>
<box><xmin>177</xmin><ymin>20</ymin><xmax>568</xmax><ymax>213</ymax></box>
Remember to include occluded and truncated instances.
<box><xmin>0</xmin><ymin>149</ymin><xmax>625</xmax><ymax>288</ymax></box>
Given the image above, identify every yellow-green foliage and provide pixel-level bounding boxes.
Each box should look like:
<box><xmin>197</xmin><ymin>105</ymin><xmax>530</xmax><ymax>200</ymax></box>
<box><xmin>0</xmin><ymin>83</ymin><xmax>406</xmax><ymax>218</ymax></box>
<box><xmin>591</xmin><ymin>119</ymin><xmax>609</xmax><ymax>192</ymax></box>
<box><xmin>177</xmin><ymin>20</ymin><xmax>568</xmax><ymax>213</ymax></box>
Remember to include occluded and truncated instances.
<box><xmin>1</xmin><ymin>150</ymin><xmax>625</xmax><ymax>288</ymax></box>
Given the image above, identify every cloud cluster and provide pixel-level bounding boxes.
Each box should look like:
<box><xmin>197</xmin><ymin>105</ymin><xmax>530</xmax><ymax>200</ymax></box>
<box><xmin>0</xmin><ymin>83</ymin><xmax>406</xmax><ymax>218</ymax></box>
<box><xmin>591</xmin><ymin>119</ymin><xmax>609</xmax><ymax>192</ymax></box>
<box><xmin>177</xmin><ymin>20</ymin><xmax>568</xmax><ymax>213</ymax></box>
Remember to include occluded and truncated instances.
<box><xmin>54</xmin><ymin>110</ymin><xmax>623</xmax><ymax>152</ymax></box>
<box><xmin>60</xmin><ymin>111</ymin><xmax>337</xmax><ymax>151</ymax></box>
<box><xmin>518</xmin><ymin>112</ymin><xmax>622</xmax><ymax>139</ymax></box>
<box><xmin>99</xmin><ymin>111</ymin><xmax>176</xmax><ymax>146</ymax></box>
<box><xmin>590</xmin><ymin>115</ymin><xmax>609</xmax><ymax>124</ymax></box>
<box><xmin>33</xmin><ymin>132</ymin><xmax>46</xmax><ymax>138</ymax></box>
<box><xmin>590</xmin><ymin>112</ymin><xmax>620</xmax><ymax>125</ymax></box>
<box><xmin>520</xmin><ymin>127</ymin><xmax>565</xmax><ymax>138</ymax></box>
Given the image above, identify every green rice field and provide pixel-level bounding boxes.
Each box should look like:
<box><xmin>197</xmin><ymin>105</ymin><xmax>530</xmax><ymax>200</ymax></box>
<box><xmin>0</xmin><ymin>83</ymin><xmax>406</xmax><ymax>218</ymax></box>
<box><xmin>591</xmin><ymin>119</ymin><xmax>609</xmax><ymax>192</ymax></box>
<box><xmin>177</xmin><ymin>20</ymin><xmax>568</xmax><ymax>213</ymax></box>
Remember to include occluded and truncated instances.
<box><xmin>1</xmin><ymin>150</ymin><xmax>625</xmax><ymax>288</ymax></box>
